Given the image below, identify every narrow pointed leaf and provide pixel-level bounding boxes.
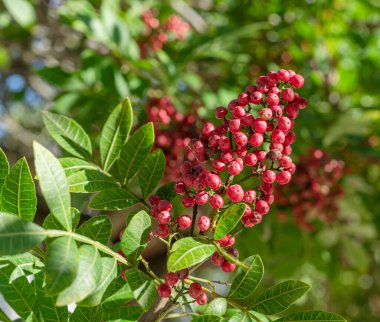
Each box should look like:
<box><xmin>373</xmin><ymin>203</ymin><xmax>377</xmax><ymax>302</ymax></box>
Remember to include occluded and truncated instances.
<box><xmin>77</xmin><ymin>215</ymin><xmax>112</xmax><ymax>245</ymax></box>
<box><xmin>250</xmin><ymin>280</ymin><xmax>311</xmax><ymax>314</ymax></box>
<box><xmin>43</xmin><ymin>111</ymin><xmax>92</xmax><ymax>158</ymax></box>
<box><xmin>118</xmin><ymin>122</ymin><xmax>154</xmax><ymax>184</ymax></box>
<box><xmin>67</xmin><ymin>169</ymin><xmax>118</xmax><ymax>193</ymax></box>
<box><xmin>167</xmin><ymin>237</ymin><xmax>216</xmax><ymax>272</ymax></box>
<box><xmin>0</xmin><ymin>158</ymin><xmax>36</xmax><ymax>221</ymax></box>
<box><xmin>70</xmin><ymin>306</ymin><xmax>102</xmax><ymax>322</ymax></box>
<box><xmin>79</xmin><ymin>257</ymin><xmax>117</xmax><ymax>307</ymax></box>
<box><xmin>228</xmin><ymin>255</ymin><xmax>264</xmax><ymax>306</ymax></box>
<box><xmin>102</xmin><ymin>305</ymin><xmax>143</xmax><ymax>321</ymax></box>
<box><xmin>33</xmin><ymin>142</ymin><xmax>72</xmax><ymax>231</ymax></box>
<box><xmin>56</xmin><ymin>245</ymin><xmax>102</xmax><ymax>306</ymax></box>
<box><xmin>43</xmin><ymin>207</ymin><xmax>81</xmax><ymax>230</ymax></box>
<box><xmin>100</xmin><ymin>98</ymin><xmax>133</xmax><ymax>171</ymax></box>
<box><xmin>274</xmin><ymin>311</ymin><xmax>347</xmax><ymax>322</ymax></box>
<box><xmin>0</xmin><ymin>212</ymin><xmax>46</xmax><ymax>256</ymax></box>
<box><xmin>125</xmin><ymin>268</ymin><xmax>157</xmax><ymax>312</ymax></box>
<box><xmin>0</xmin><ymin>263</ymin><xmax>37</xmax><ymax>319</ymax></box>
<box><xmin>0</xmin><ymin>148</ymin><xmax>9</xmax><ymax>190</ymax></box>
<box><xmin>138</xmin><ymin>149</ymin><xmax>166</xmax><ymax>198</ymax></box>
<box><xmin>45</xmin><ymin>236</ymin><xmax>79</xmax><ymax>295</ymax></box>
<box><xmin>102</xmin><ymin>283</ymin><xmax>135</xmax><ymax>308</ymax></box>
<box><xmin>121</xmin><ymin>210</ymin><xmax>151</xmax><ymax>263</ymax></box>
<box><xmin>60</xmin><ymin>157</ymin><xmax>99</xmax><ymax>176</ymax></box>
<box><xmin>214</xmin><ymin>203</ymin><xmax>246</xmax><ymax>240</ymax></box>
<box><xmin>89</xmin><ymin>188</ymin><xmax>139</xmax><ymax>210</ymax></box>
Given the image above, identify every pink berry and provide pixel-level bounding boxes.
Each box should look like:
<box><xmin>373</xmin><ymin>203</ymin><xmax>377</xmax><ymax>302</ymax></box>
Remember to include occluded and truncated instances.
<box><xmin>250</xmin><ymin>91</ymin><xmax>263</xmax><ymax>104</ymax></box>
<box><xmin>202</xmin><ymin>122</ymin><xmax>215</xmax><ymax>137</ymax></box>
<box><xmin>277</xmin><ymin>69</ymin><xmax>290</xmax><ymax>82</ymax></box>
<box><xmin>212</xmin><ymin>159</ymin><xmax>226</xmax><ymax>172</ymax></box>
<box><xmin>183</xmin><ymin>173</ymin><xmax>195</xmax><ymax>187</ymax></box>
<box><xmin>211</xmin><ymin>252</ymin><xmax>225</xmax><ymax>266</ymax></box>
<box><xmin>197</xmin><ymin>216</ymin><xmax>211</xmax><ymax>231</ymax></box>
<box><xmin>175</xmin><ymin>215</ymin><xmax>192</xmax><ymax>229</ymax></box>
<box><xmin>165</xmin><ymin>273</ymin><xmax>179</xmax><ymax>287</ymax></box>
<box><xmin>148</xmin><ymin>195</ymin><xmax>160</xmax><ymax>206</ymax></box>
<box><xmin>158</xmin><ymin>284</ymin><xmax>171</xmax><ymax>298</ymax></box>
<box><xmin>220</xmin><ymin>150</ymin><xmax>234</xmax><ymax>163</ymax></box>
<box><xmin>221</xmin><ymin>261</ymin><xmax>236</xmax><ymax>272</ymax></box>
<box><xmin>277</xmin><ymin>170</ymin><xmax>292</xmax><ymax>185</ymax></box>
<box><xmin>253</xmin><ymin>118</ymin><xmax>267</xmax><ymax>133</ymax></box>
<box><xmin>227</xmin><ymin>161</ymin><xmax>243</xmax><ymax>175</ymax></box>
<box><xmin>279</xmin><ymin>156</ymin><xmax>292</xmax><ymax>169</ymax></box>
<box><xmin>218</xmin><ymin>136</ymin><xmax>231</xmax><ymax>151</ymax></box>
<box><xmin>215</xmin><ymin>106</ymin><xmax>228</xmax><ymax>119</ymax></box>
<box><xmin>157</xmin><ymin>211</ymin><xmax>171</xmax><ymax>225</ymax></box>
<box><xmin>282</xmin><ymin>88</ymin><xmax>295</xmax><ymax>102</ymax></box>
<box><xmin>289</xmin><ymin>74</ymin><xmax>304</xmax><ymax>88</ymax></box>
<box><xmin>195</xmin><ymin>191</ymin><xmax>209</xmax><ymax>205</ymax></box>
<box><xmin>189</xmin><ymin>282</ymin><xmax>203</xmax><ymax>299</ymax></box>
<box><xmin>249</xmin><ymin>133</ymin><xmax>264</xmax><ymax>147</ymax></box>
<box><xmin>266</xmin><ymin>93</ymin><xmax>280</xmax><ymax>106</ymax></box>
<box><xmin>228</xmin><ymin>99</ymin><xmax>238</xmax><ymax>111</ymax></box>
<box><xmin>217</xmin><ymin>234</ymin><xmax>235</xmax><ymax>247</ymax></box>
<box><xmin>285</xmin><ymin>103</ymin><xmax>299</xmax><ymax>119</ymax></box>
<box><xmin>277</xmin><ymin>116</ymin><xmax>292</xmax><ymax>131</ymax></box>
<box><xmin>226</xmin><ymin>184</ymin><xmax>244</xmax><ymax>202</ymax></box>
<box><xmin>241</xmin><ymin>114</ymin><xmax>255</xmax><ymax>126</ymax></box>
<box><xmin>155</xmin><ymin>224</ymin><xmax>170</xmax><ymax>237</ymax></box>
<box><xmin>259</xmin><ymin>108</ymin><xmax>273</xmax><ymax>120</ymax></box>
<box><xmin>232</xmin><ymin>105</ymin><xmax>246</xmax><ymax>118</ymax></box>
<box><xmin>244</xmin><ymin>189</ymin><xmax>256</xmax><ymax>203</ymax></box>
<box><xmin>227</xmin><ymin>247</ymin><xmax>239</xmax><ymax>258</ymax></box>
<box><xmin>181</xmin><ymin>195</ymin><xmax>195</xmax><ymax>208</ymax></box>
<box><xmin>195</xmin><ymin>292</ymin><xmax>208</xmax><ymax>305</ymax></box>
<box><xmin>271</xmin><ymin>105</ymin><xmax>283</xmax><ymax>118</ymax></box>
<box><xmin>255</xmin><ymin>150</ymin><xmax>267</xmax><ymax>161</ymax></box>
<box><xmin>234</xmin><ymin>132</ymin><xmax>248</xmax><ymax>146</ymax></box>
<box><xmin>229</xmin><ymin>119</ymin><xmax>242</xmax><ymax>133</ymax></box>
<box><xmin>207</xmin><ymin>173</ymin><xmax>222</xmax><ymax>190</ymax></box>
<box><xmin>174</xmin><ymin>181</ymin><xmax>186</xmax><ymax>194</ymax></box>
<box><xmin>158</xmin><ymin>200</ymin><xmax>172</xmax><ymax>212</ymax></box>
<box><xmin>263</xmin><ymin>170</ymin><xmax>276</xmax><ymax>184</ymax></box>
<box><xmin>208</xmin><ymin>134</ymin><xmax>221</xmax><ymax>148</ymax></box>
<box><xmin>255</xmin><ymin>200</ymin><xmax>270</xmax><ymax>215</ymax></box>
<box><xmin>210</xmin><ymin>194</ymin><xmax>224</xmax><ymax>209</ymax></box>
<box><xmin>238</xmin><ymin>92</ymin><xmax>250</xmax><ymax>106</ymax></box>
<box><xmin>177</xmin><ymin>268</ymin><xmax>189</xmax><ymax>280</ymax></box>
<box><xmin>245</xmin><ymin>153</ymin><xmax>258</xmax><ymax>166</ymax></box>
<box><xmin>271</xmin><ymin>130</ymin><xmax>286</xmax><ymax>144</ymax></box>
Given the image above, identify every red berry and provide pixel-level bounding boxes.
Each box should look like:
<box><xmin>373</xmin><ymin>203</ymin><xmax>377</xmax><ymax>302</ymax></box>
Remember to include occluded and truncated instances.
<box><xmin>177</xmin><ymin>268</ymin><xmax>189</xmax><ymax>280</ymax></box>
<box><xmin>236</xmin><ymin>145</ymin><xmax>247</xmax><ymax>157</ymax></box>
<box><xmin>277</xmin><ymin>69</ymin><xmax>290</xmax><ymax>82</ymax></box>
<box><xmin>238</xmin><ymin>92</ymin><xmax>250</xmax><ymax>106</ymax></box>
<box><xmin>210</xmin><ymin>194</ymin><xmax>224</xmax><ymax>208</ymax></box>
<box><xmin>259</xmin><ymin>108</ymin><xmax>273</xmax><ymax>120</ymax></box>
<box><xmin>234</xmin><ymin>132</ymin><xmax>248</xmax><ymax>146</ymax></box>
<box><xmin>285</xmin><ymin>103</ymin><xmax>299</xmax><ymax>119</ymax></box>
<box><xmin>174</xmin><ymin>181</ymin><xmax>186</xmax><ymax>194</ymax></box>
<box><xmin>182</xmin><ymin>195</ymin><xmax>195</xmax><ymax>208</ymax></box>
<box><xmin>241</xmin><ymin>114</ymin><xmax>255</xmax><ymax>126</ymax></box>
<box><xmin>195</xmin><ymin>292</ymin><xmax>208</xmax><ymax>305</ymax></box>
<box><xmin>271</xmin><ymin>129</ymin><xmax>286</xmax><ymax>144</ymax></box>
<box><xmin>202</xmin><ymin>122</ymin><xmax>215</xmax><ymax>137</ymax></box>
<box><xmin>249</xmin><ymin>133</ymin><xmax>264</xmax><ymax>147</ymax></box>
<box><xmin>197</xmin><ymin>216</ymin><xmax>211</xmax><ymax>231</ymax></box>
<box><xmin>215</xmin><ymin>106</ymin><xmax>228</xmax><ymax>119</ymax></box>
<box><xmin>220</xmin><ymin>150</ymin><xmax>234</xmax><ymax>163</ymax></box>
<box><xmin>183</xmin><ymin>173</ymin><xmax>195</xmax><ymax>187</ymax></box>
<box><xmin>253</xmin><ymin>118</ymin><xmax>267</xmax><ymax>133</ymax></box>
<box><xmin>218</xmin><ymin>136</ymin><xmax>231</xmax><ymax>151</ymax></box>
<box><xmin>155</xmin><ymin>224</ymin><xmax>170</xmax><ymax>238</ymax></box>
<box><xmin>211</xmin><ymin>252</ymin><xmax>225</xmax><ymax>266</ymax></box>
<box><xmin>276</xmin><ymin>170</ymin><xmax>292</xmax><ymax>185</ymax></box>
<box><xmin>255</xmin><ymin>200</ymin><xmax>270</xmax><ymax>215</ymax></box>
<box><xmin>263</xmin><ymin>170</ymin><xmax>276</xmax><ymax>184</ymax></box>
<box><xmin>207</xmin><ymin>173</ymin><xmax>222</xmax><ymax>190</ymax></box>
<box><xmin>282</xmin><ymin>145</ymin><xmax>292</xmax><ymax>156</ymax></box>
<box><xmin>266</xmin><ymin>93</ymin><xmax>280</xmax><ymax>106</ymax></box>
<box><xmin>212</xmin><ymin>159</ymin><xmax>226</xmax><ymax>172</ymax></box>
<box><xmin>158</xmin><ymin>284</ymin><xmax>172</xmax><ymax>298</ymax></box>
<box><xmin>176</xmin><ymin>215</ymin><xmax>192</xmax><ymax>229</ymax></box>
<box><xmin>284</xmin><ymin>132</ymin><xmax>296</xmax><ymax>145</ymax></box>
<box><xmin>255</xmin><ymin>150</ymin><xmax>267</xmax><ymax>161</ymax></box>
<box><xmin>150</xmin><ymin>206</ymin><xmax>159</xmax><ymax>218</ymax></box>
<box><xmin>227</xmin><ymin>161</ymin><xmax>243</xmax><ymax>175</ymax></box>
<box><xmin>148</xmin><ymin>195</ymin><xmax>160</xmax><ymax>206</ymax></box>
<box><xmin>278</xmin><ymin>116</ymin><xmax>292</xmax><ymax>131</ymax></box>
<box><xmin>229</xmin><ymin>119</ymin><xmax>242</xmax><ymax>133</ymax></box>
<box><xmin>228</xmin><ymin>99</ymin><xmax>238</xmax><ymax>111</ymax></box>
<box><xmin>221</xmin><ymin>261</ymin><xmax>236</xmax><ymax>272</ymax></box>
<box><xmin>282</xmin><ymin>88</ymin><xmax>295</xmax><ymax>102</ymax></box>
<box><xmin>226</xmin><ymin>184</ymin><xmax>244</xmax><ymax>202</ymax></box>
<box><xmin>189</xmin><ymin>282</ymin><xmax>203</xmax><ymax>299</ymax></box>
<box><xmin>208</xmin><ymin>134</ymin><xmax>221</xmax><ymax>148</ymax></box>
<box><xmin>245</xmin><ymin>153</ymin><xmax>258</xmax><ymax>166</ymax></box>
<box><xmin>289</xmin><ymin>74</ymin><xmax>304</xmax><ymax>88</ymax></box>
<box><xmin>279</xmin><ymin>156</ymin><xmax>292</xmax><ymax>169</ymax></box>
<box><xmin>244</xmin><ymin>189</ymin><xmax>256</xmax><ymax>203</ymax></box>
<box><xmin>165</xmin><ymin>273</ymin><xmax>179</xmax><ymax>286</ymax></box>
<box><xmin>217</xmin><ymin>234</ymin><xmax>235</xmax><ymax>247</ymax></box>
<box><xmin>250</xmin><ymin>91</ymin><xmax>263</xmax><ymax>104</ymax></box>
<box><xmin>232</xmin><ymin>105</ymin><xmax>246</xmax><ymax>118</ymax></box>
<box><xmin>227</xmin><ymin>247</ymin><xmax>239</xmax><ymax>258</ymax></box>
<box><xmin>195</xmin><ymin>191</ymin><xmax>209</xmax><ymax>205</ymax></box>
<box><xmin>158</xmin><ymin>200</ymin><xmax>172</xmax><ymax>212</ymax></box>
<box><xmin>271</xmin><ymin>105</ymin><xmax>283</xmax><ymax>118</ymax></box>
<box><xmin>157</xmin><ymin>211</ymin><xmax>171</xmax><ymax>225</ymax></box>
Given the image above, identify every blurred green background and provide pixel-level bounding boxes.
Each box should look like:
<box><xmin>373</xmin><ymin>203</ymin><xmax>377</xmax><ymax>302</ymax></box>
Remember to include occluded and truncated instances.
<box><xmin>0</xmin><ymin>0</ymin><xmax>379</xmax><ymax>321</ymax></box>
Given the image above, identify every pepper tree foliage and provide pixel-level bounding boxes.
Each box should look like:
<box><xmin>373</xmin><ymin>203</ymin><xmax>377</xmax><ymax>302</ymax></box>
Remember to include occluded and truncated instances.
<box><xmin>0</xmin><ymin>87</ymin><xmax>346</xmax><ymax>321</ymax></box>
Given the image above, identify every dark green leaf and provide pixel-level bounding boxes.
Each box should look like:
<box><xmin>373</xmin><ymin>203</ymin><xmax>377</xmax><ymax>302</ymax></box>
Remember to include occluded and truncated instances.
<box><xmin>138</xmin><ymin>149</ymin><xmax>166</xmax><ymax>198</ymax></box>
<box><xmin>228</xmin><ymin>255</ymin><xmax>264</xmax><ymax>306</ymax></box>
<box><xmin>125</xmin><ymin>268</ymin><xmax>157</xmax><ymax>312</ymax></box>
<box><xmin>156</xmin><ymin>182</ymin><xmax>177</xmax><ymax>201</ymax></box>
<box><xmin>89</xmin><ymin>188</ymin><xmax>139</xmax><ymax>210</ymax></box>
<box><xmin>0</xmin><ymin>148</ymin><xmax>9</xmax><ymax>190</ymax></box>
<box><xmin>250</xmin><ymin>280</ymin><xmax>311</xmax><ymax>314</ymax></box>
<box><xmin>0</xmin><ymin>158</ymin><xmax>36</xmax><ymax>221</ymax></box>
<box><xmin>274</xmin><ymin>311</ymin><xmax>347</xmax><ymax>321</ymax></box>
<box><xmin>43</xmin><ymin>111</ymin><xmax>92</xmax><ymax>158</ymax></box>
<box><xmin>102</xmin><ymin>283</ymin><xmax>134</xmax><ymax>308</ymax></box>
<box><xmin>43</xmin><ymin>207</ymin><xmax>81</xmax><ymax>230</ymax></box>
<box><xmin>79</xmin><ymin>257</ymin><xmax>117</xmax><ymax>307</ymax></box>
<box><xmin>0</xmin><ymin>212</ymin><xmax>46</xmax><ymax>256</ymax></box>
<box><xmin>45</xmin><ymin>236</ymin><xmax>79</xmax><ymax>295</ymax></box>
<box><xmin>121</xmin><ymin>210</ymin><xmax>151</xmax><ymax>263</ymax></box>
<box><xmin>118</xmin><ymin>123</ymin><xmax>154</xmax><ymax>184</ymax></box>
<box><xmin>214</xmin><ymin>203</ymin><xmax>246</xmax><ymax>240</ymax></box>
<box><xmin>77</xmin><ymin>215</ymin><xmax>112</xmax><ymax>245</ymax></box>
<box><xmin>70</xmin><ymin>306</ymin><xmax>102</xmax><ymax>322</ymax></box>
<box><xmin>67</xmin><ymin>169</ymin><xmax>118</xmax><ymax>193</ymax></box>
<box><xmin>33</xmin><ymin>142</ymin><xmax>72</xmax><ymax>231</ymax></box>
<box><xmin>100</xmin><ymin>98</ymin><xmax>133</xmax><ymax>171</ymax></box>
<box><xmin>101</xmin><ymin>305</ymin><xmax>143</xmax><ymax>321</ymax></box>
<box><xmin>56</xmin><ymin>245</ymin><xmax>102</xmax><ymax>306</ymax></box>
<box><xmin>167</xmin><ymin>237</ymin><xmax>216</xmax><ymax>272</ymax></box>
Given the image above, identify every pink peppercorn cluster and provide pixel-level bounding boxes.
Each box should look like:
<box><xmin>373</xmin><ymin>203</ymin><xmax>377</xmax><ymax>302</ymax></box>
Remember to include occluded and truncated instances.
<box><xmin>139</xmin><ymin>9</ymin><xmax>190</xmax><ymax>56</ymax></box>
<box><xmin>276</xmin><ymin>148</ymin><xmax>345</xmax><ymax>231</ymax></box>
<box><xmin>146</xmin><ymin>96</ymin><xmax>200</xmax><ymax>181</ymax></box>
<box><xmin>212</xmin><ymin>235</ymin><xmax>238</xmax><ymax>272</ymax></box>
<box><xmin>174</xmin><ymin>69</ymin><xmax>307</xmax><ymax>230</ymax></box>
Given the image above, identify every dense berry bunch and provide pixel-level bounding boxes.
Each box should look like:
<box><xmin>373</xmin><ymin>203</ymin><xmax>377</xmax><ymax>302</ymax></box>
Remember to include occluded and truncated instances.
<box><xmin>140</xmin><ymin>9</ymin><xmax>190</xmax><ymax>56</ymax></box>
<box><xmin>276</xmin><ymin>148</ymin><xmax>345</xmax><ymax>231</ymax></box>
<box><xmin>146</xmin><ymin>96</ymin><xmax>199</xmax><ymax>181</ymax></box>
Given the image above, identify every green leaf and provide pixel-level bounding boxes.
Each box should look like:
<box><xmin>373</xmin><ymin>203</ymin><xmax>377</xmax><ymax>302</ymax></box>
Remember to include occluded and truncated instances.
<box><xmin>70</xmin><ymin>306</ymin><xmax>102</xmax><ymax>322</ymax></box>
<box><xmin>0</xmin><ymin>148</ymin><xmax>9</xmax><ymax>190</ymax></box>
<box><xmin>79</xmin><ymin>257</ymin><xmax>117</xmax><ymax>307</ymax></box>
<box><xmin>89</xmin><ymin>188</ymin><xmax>139</xmax><ymax>210</ymax></box>
<box><xmin>121</xmin><ymin>210</ymin><xmax>151</xmax><ymax>263</ymax></box>
<box><xmin>60</xmin><ymin>157</ymin><xmax>99</xmax><ymax>176</ymax></box>
<box><xmin>228</xmin><ymin>255</ymin><xmax>264</xmax><ymax>306</ymax></box>
<box><xmin>167</xmin><ymin>237</ymin><xmax>216</xmax><ymax>272</ymax></box>
<box><xmin>197</xmin><ymin>298</ymin><xmax>227</xmax><ymax>316</ymax></box>
<box><xmin>1</xmin><ymin>252</ymin><xmax>43</xmax><ymax>275</ymax></box>
<box><xmin>100</xmin><ymin>98</ymin><xmax>133</xmax><ymax>171</ymax></box>
<box><xmin>250</xmin><ymin>280</ymin><xmax>310</xmax><ymax>314</ymax></box>
<box><xmin>138</xmin><ymin>149</ymin><xmax>166</xmax><ymax>198</ymax></box>
<box><xmin>43</xmin><ymin>207</ymin><xmax>81</xmax><ymax>230</ymax></box>
<box><xmin>192</xmin><ymin>316</ymin><xmax>221</xmax><ymax>322</ymax></box>
<box><xmin>0</xmin><ymin>212</ymin><xmax>47</xmax><ymax>256</ymax></box>
<box><xmin>228</xmin><ymin>311</ymin><xmax>270</xmax><ymax>322</ymax></box>
<box><xmin>274</xmin><ymin>311</ymin><xmax>347</xmax><ymax>321</ymax></box>
<box><xmin>118</xmin><ymin>123</ymin><xmax>154</xmax><ymax>184</ymax></box>
<box><xmin>42</xmin><ymin>111</ymin><xmax>92</xmax><ymax>159</ymax></box>
<box><xmin>156</xmin><ymin>182</ymin><xmax>177</xmax><ymax>201</ymax></box>
<box><xmin>102</xmin><ymin>283</ymin><xmax>135</xmax><ymax>308</ymax></box>
<box><xmin>56</xmin><ymin>245</ymin><xmax>102</xmax><ymax>306</ymax></box>
<box><xmin>0</xmin><ymin>158</ymin><xmax>36</xmax><ymax>221</ymax></box>
<box><xmin>77</xmin><ymin>215</ymin><xmax>112</xmax><ymax>245</ymax></box>
<box><xmin>34</xmin><ymin>271</ymin><xmax>68</xmax><ymax>322</ymax></box>
<box><xmin>45</xmin><ymin>236</ymin><xmax>79</xmax><ymax>295</ymax></box>
<box><xmin>125</xmin><ymin>268</ymin><xmax>157</xmax><ymax>312</ymax></box>
<box><xmin>33</xmin><ymin>142</ymin><xmax>72</xmax><ymax>231</ymax></box>
<box><xmin>214</xmin><ymin>203</ymin><xmax>246</xmax><ymax>240</ymax></box>
<box><xmin>0</xmin><ymin>264</ymin><xmax>37</xmax><ymax>319</ymax></box>
<box><xmin>3</xmin><ymin>0</ymin><xmax>36</xmax><ymax>29</ymax></box>
<box><xmin>102</xmin><ymin>305</ymin><xmax>143</xmax><ymax>321</ymax></box>
<box><xmin>67</xmin><ymin>169</ymin><xmax>118</xmax><ymax>193</ymax></box>
<box><xmin>0</xmin><ymin>309</ymin><xmax>11</xmax><ymax>322</ymax></box>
